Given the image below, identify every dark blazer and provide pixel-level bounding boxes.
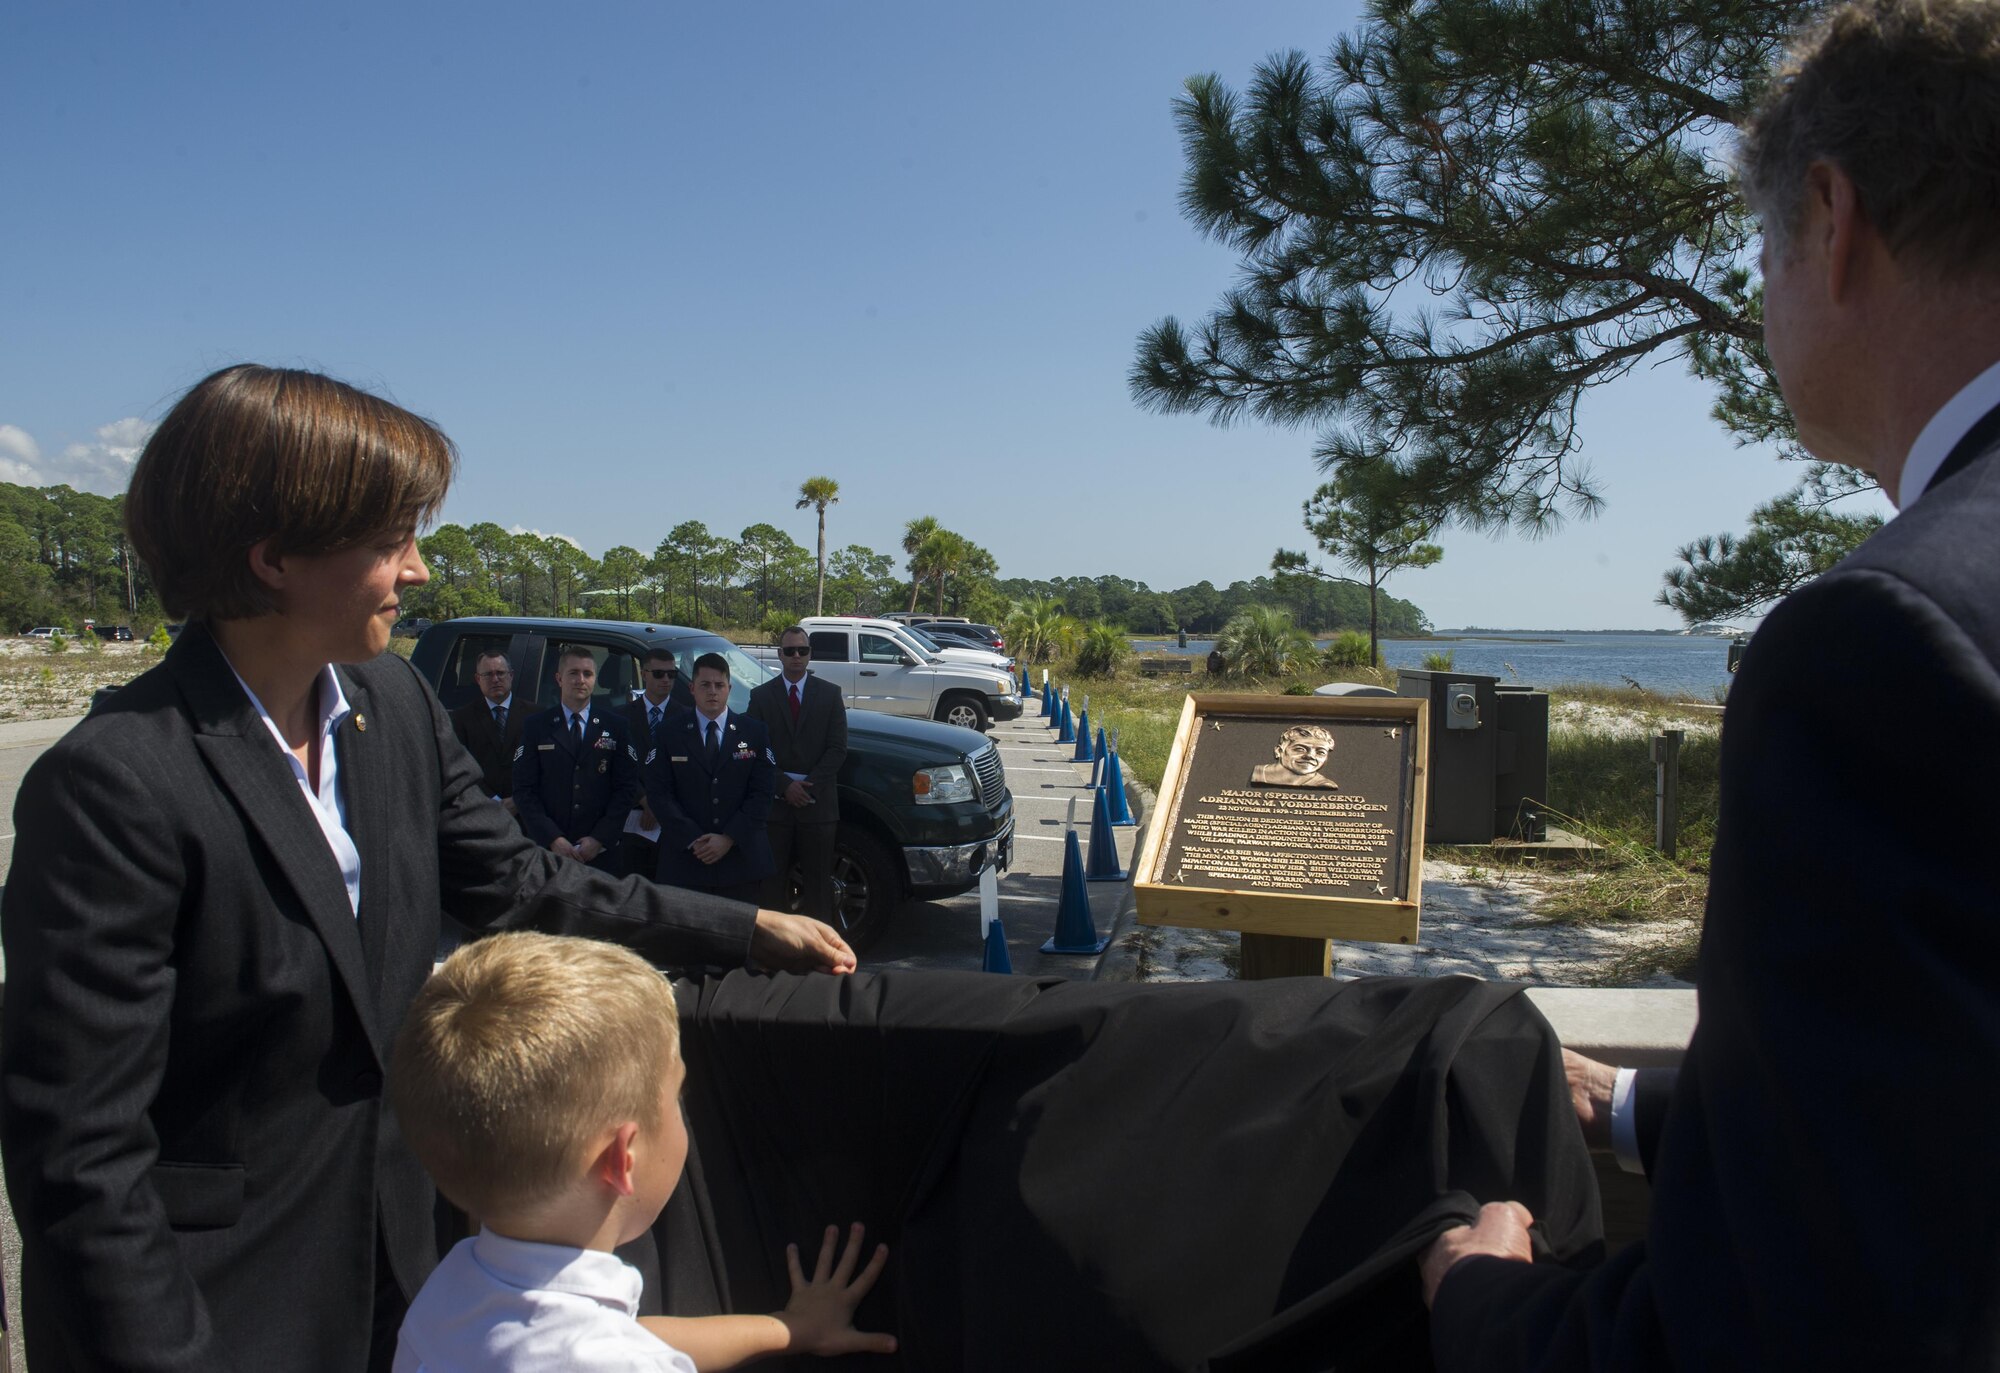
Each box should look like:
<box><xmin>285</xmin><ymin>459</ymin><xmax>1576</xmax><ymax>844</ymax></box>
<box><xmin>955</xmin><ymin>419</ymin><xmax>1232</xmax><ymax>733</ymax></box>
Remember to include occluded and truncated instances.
<box><xmin>1432</xmin><ymin>405</ymin><xmax>2000</xmax><ymax>1370</ymax></box>
<box><xmin>448</xmin><ymin>693</ymin><xmax>526</xmax><ymax>799</ymax></box>
<box><xmin>0</xmin><ymin>624</ymin><xmax>756</xmax><ymax>1373</ymax></box>
<box><xmin>511</xmin><ymin>705</ymin><xmax>643</xmax><ymax>867</ymax></box>
<box><xmin>644</xmin><ymin>709</ymin><xmax>777</xmax><ymax>890</ymax></box>
<box><xmin>618</xmin><ymin>694</ymin><xmax>682</xmax><ymax>764</ymax></box>
<box><xmin>745</xmin><ymin>672</ymin><xmax>847</xmax><ymax>825</ymax></box>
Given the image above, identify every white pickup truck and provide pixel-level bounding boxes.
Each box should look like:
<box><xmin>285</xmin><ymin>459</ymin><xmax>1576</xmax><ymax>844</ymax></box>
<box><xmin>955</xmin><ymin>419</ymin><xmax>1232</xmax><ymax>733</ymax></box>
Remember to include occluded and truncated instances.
<box><xmin>750</xmin><ymin>617</ymin><xmax>1023</xmax><ymax>732</ymax></box>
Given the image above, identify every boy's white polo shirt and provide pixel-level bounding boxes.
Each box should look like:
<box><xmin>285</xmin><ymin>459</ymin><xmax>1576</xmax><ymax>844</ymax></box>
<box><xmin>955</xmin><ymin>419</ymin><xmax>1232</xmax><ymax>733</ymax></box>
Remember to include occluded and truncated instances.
<box><xmin>393</xmin><ymin>1230</ymin><xmax>695</xmax><ymax>1372</ymax></box>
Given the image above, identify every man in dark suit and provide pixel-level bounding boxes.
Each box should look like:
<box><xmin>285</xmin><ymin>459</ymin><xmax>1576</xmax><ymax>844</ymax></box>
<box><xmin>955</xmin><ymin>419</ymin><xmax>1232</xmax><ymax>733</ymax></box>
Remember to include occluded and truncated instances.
<box><xmin>447</xmin><ymin>648</ymin><xmax>525</xmax><ymax>811</ymax></box>
<box><xmin>645</xmin><ymin>652</ymin><xmax>777</xmax><ymax>904</ymax></box>
<box><xmin>0</xmin><ymin>365</ymin><xmax>855</xmax><ymax>1373</ymax></box>
<box><xmin>746</xmin><ymin>625</ymin><xmax>848</xmax><ymax>922</ymax></box>
<box><xmin>1423</xmin><ymin>3</ymin><xmax>2000</xmax><ymax>1366</ymax></box>
<box><xmin>513</xmin><ymin>644</ymin><xmax>641</xmax><ymax>874</ymax></box>
<box><xmin>613</xmin><ymin>647</ymin><xmax>692</xmax><ymax>879</ymax></box>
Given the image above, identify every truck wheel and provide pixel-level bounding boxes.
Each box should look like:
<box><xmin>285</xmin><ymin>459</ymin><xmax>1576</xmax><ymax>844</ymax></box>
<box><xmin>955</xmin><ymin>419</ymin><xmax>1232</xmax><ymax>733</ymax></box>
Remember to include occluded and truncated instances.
<box><xmin>826</xmin><ymin>826</ymin><xmax>901</xmax><ymax>950</ymax></box>
<box><xmin>936</xmin><ymin>694</ymin><xmax>988</xmax><ymax>732</ymax></box>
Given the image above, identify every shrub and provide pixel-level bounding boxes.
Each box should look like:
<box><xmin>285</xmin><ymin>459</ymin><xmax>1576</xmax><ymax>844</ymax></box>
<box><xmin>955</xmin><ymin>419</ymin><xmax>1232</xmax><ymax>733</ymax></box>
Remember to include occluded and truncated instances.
<box><xmin>47</xmin><ymin>630</ymin><xmax>68</xmax><ymax>654</ymax></box>
<box><xmin>758</xmin><ymin>608</ymin><xmax>797</xmax><ymax>642</ymax></box>
<box><xmin>1074</xmin><ymin>622</ymin><xmax>1130</xmax><ymax>678</ymax></box>
<box><xmin>147</xmin><ymin>625</ymin><xmax>173</xmax><ymax>654</ymax></box>
<box><xmin>1283</xmin><ymin>681</ymin><xmax>1315</xmax><ymax>696</ymax></box>
<box><xmin>1421</xmin><ymin>649</ymin><xmax>1456</xmax><ymax>671</ymax></box>
<box><xmin>1214</xmin><ymin>605</ymin><xmax>1317</xmax><ymax>677</ymax></box>
<box><xmin>1323</xmin><ymin>630</ymin><xmax>1374</xmax><ymax>668</ymax></box>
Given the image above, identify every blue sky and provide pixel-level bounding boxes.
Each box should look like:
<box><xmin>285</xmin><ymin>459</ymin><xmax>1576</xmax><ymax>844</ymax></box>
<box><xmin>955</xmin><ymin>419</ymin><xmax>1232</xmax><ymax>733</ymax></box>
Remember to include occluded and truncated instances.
<box><xmin>1</xmin><ymin>0</ymin><xmax>1887</xmax><ymax>629</ymax></box>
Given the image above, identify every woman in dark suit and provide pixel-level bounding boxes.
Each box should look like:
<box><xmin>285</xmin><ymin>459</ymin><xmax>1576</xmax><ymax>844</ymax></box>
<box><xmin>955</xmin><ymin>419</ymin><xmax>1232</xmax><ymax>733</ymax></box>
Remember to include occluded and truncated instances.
<box><xmin>0</xmin><ymin>365</ymin><xmax>855</xmax><ymax>1372</ymax></box>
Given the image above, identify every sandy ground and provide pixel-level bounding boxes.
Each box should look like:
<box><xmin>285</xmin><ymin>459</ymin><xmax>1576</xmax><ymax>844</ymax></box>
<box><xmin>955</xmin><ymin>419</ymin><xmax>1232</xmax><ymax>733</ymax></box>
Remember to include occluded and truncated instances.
<box><xmin>0</xmin><ymin>639</ymin><xmax>157</xmax><ymax>721</ymax></box>
<box><xmin>1121</xmin><ymin>858</ymin><xmax>1697</xmax><ymax>988</ymax></box>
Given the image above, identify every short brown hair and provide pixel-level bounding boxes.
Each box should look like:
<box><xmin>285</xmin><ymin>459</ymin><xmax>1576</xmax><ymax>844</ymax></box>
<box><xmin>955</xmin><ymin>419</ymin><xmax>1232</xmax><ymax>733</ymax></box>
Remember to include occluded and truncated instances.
<box><xmin>389</xmin><ymin>932</ymin><xmax>681</xmax><ymax>1219</ymax></box>
<box><xmin>558</xmin><ymin>643</ymin><xmax>597</xmax><ymax>669</ymax></box>
<box><xmin>1740</xmin><ymin>0</ymin><xmax>2000</xmax><ymax>277</ymax></box>
<box><xmin>126</xmin><ymin>364</ymin><xmax>457</xmax><ymax>619</ymax></box>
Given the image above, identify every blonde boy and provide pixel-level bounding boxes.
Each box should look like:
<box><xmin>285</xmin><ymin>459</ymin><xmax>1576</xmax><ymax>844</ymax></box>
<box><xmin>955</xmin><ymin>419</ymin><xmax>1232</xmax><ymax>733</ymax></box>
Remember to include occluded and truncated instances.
<box><xmin>390</xmin><ymin>932</ymin><xmax>894</xmax><ymax>1371</ymax></box>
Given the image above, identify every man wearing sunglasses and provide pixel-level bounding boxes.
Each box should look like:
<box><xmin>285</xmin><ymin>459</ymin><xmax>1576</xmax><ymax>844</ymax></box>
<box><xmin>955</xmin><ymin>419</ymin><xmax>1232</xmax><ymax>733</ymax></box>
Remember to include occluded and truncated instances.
<box><xmin>747</xmin><ymin>626</ymin><xmax>847</xmax><ymax>923</ymax></box>
<box><xmin>615</xmin><ymin>648</ymin><xmax>694</xmax><ymax>876</ymax></box>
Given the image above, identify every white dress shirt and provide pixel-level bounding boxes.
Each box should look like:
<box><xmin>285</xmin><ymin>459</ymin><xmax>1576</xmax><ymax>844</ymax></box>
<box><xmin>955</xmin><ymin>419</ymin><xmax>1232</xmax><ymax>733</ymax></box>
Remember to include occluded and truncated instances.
<box><xmin>227</xmin><ymin>660</ymin><xmax>361</xmax><ymax>918</ymax></box>
<box><xmin>1897</xmin><ymin>355</ymin><xmax>2000</xmax><ymax>510</ymax></box>
<box><xmin>393</xmin><ymin>1230</ymin><xmax>694</xmax><ymax>1372</ymax></box>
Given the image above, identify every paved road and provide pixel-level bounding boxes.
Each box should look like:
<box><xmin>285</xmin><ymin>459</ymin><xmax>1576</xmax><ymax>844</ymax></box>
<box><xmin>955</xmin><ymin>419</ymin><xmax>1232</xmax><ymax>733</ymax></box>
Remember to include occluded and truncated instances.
<box><xmin>0</xmin><ymin>698</ymin><xmax>1141</xmax><ymax>1368</ymax></box>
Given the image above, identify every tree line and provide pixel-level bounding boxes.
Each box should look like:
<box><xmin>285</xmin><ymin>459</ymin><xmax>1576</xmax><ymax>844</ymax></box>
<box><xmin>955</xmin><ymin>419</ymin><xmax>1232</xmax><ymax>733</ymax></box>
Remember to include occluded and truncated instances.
<box><xmin>0</xmin><ymin>476</ymin><xmax>1432</xmax><ymax>643</ymax></box>
<box><xmin>0</xmin><ymin>483</ymin><xmax>155</xmax><ymax>633</ymax></box>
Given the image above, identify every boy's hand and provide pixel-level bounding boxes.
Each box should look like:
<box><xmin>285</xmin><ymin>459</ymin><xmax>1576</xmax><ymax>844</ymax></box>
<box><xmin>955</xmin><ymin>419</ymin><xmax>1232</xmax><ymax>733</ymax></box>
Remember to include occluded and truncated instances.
<box><xmin>779</xmin><ymin>1223</ymin><xmax>896</xmax><ymax>1356</ymax></box>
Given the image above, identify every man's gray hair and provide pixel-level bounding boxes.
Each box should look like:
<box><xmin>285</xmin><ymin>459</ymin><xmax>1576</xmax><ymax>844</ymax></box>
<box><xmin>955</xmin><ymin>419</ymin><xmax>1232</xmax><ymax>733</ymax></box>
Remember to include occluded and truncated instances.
<box><xmin>1740</xmin><ymin>0</ymin><xmax>2000</xmax><ymax>277</ymax></box>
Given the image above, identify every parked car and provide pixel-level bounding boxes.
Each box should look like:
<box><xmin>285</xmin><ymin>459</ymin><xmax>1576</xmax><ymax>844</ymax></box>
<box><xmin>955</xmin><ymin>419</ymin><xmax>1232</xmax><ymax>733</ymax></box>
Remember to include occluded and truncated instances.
<box><xmin>92</xmin><ymin>624</ymin><xmax>135</xmax><ymax>642</ymax></box>
<box><xmin>411</xmin><ymin>617</ymin><xmax>1014</xmax><ymax>948</ymax></box>
<box><xmin>922</xmin><ymin>622</ymin><xmax>1006</xmax><ymax>653</ymax></box>
<box><xmin>391</xmin><ymin>616</ymin><xmax>434</xmax><ymax>638</ymax></box>
<box><xmin>22</xmin><ymin>627</ymin><xmax>58</xmax><ymax>639</ymax></box>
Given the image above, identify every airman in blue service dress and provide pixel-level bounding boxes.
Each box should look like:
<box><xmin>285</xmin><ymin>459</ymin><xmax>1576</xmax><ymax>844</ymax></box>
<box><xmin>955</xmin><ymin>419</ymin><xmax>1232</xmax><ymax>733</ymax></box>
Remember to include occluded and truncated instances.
<box><xmin>644</xmin><ymin>707</ymin><xmax>777</xmax><ymax>903</ymax></box>
<box><xmin>512</xmin><ymin>705</ymin><xmax>642</xmax><ymax>874</ymax></box>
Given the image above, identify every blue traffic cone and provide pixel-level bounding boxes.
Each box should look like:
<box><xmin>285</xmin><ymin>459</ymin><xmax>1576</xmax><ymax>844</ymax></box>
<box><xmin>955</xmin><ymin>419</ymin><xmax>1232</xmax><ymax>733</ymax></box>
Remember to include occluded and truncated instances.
<box><xmin>1105</xmin><ymin>751</ymin><xmax>1136</xmax><ymax>827</ymax></box>
<box><xmin>1040</xmin><ymin>680</ymin><xmax>1054</xmax><ymax>718</ymax></box>
<box><xmin>1041</xmin><ymin>828</ymin><xmax>1110</xmax><ymax>954</ymax></box>
<box><xmin>1092</xmin><ymin>726</ymin><xmax>1107</xmax><ymax>776</ymax></box>
<box><xmin>1020</xmin><ymin>666</ymin><xmax>1031</xmax><ymax>696</ymax></box>
<box><xmin>1056</xmin><ymin>698</ymin><xmax>1076</xmax><ymax>745</ymax></box>
<box><xmin>1071</xmin><ymin>707</ymin><xmax>1094</xmax><ymax>761</ymax></box>
<box><xmin>982</xmin><ymin>916</ymin><xmax>1014</xmax><ymax>973</ymax></box>
<box><xmin>1045</xmin><ymin>686</ymin><xmax>1062</xmax><ymax>729</ymax></box>
<box><xmin>1085</xmin><ymin>783</ymin><xmax>1127</xmax><ymax>881</ymax></box>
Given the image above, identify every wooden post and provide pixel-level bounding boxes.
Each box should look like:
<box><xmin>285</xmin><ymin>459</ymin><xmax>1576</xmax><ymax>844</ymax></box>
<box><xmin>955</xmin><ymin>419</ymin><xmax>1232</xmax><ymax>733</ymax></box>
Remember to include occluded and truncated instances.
<box><xmin>1240</xmin><ymin>932</ymin><xmax>1332</xmax><ymax>979</ymax></box>
<box><xmin>1653</xmin><ymin>729</ymin><xmax>1684</xmax><ymax>859</ymax></box>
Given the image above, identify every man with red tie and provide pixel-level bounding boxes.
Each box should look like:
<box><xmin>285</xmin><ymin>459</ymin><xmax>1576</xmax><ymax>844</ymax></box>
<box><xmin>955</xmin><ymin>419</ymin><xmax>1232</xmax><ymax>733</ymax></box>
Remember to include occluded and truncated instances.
<box><xmin>747</xmin><ymin>626</ymin><xmax>847</xmax><ymax>924</ymax></box>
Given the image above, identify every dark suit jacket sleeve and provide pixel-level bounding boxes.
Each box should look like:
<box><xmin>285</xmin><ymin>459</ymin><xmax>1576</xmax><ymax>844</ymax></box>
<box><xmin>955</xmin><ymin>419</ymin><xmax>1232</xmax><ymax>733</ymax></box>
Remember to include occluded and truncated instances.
<box><xmin>807</xmin><ymin>680</ymin><xmax>847</xmax><ymax>801</ymax></box>
<box><xmin>1431</xmin><ymin>568</ymin><xmax>2000</xmax><ymax>1369</ymax></box>
<box><xmin>589</xmin><ymin>718</ymin><xmax>641</xmax><ymax>852</ymax></box>
<box><xmin>1632</xmin><ymin>1067</ymin><xmax>1675</xmax><ymax>1183</ymax></box>
<box><xmin>510</xmin><ymin>718</ymin><xmax>558</xmax><ymax>846</ymax></box>
<box><xmin>0</xmin><ymin>745</ymin><xmax>237</xmax><ymax>1373</ymax></box>
<box><xmin>645</xmin><ymin>726</ymin><xmax>704</xmax><ymax>853</ymax></box>
<box><xmin>722</xmin><ymin>718</ymin><xmax>776</xmax><ymax>849</ymax></box>
<box><xmin>417</xmin><ymin>666</ymin><xmax>755</xmax><ymax>969</ymax></box>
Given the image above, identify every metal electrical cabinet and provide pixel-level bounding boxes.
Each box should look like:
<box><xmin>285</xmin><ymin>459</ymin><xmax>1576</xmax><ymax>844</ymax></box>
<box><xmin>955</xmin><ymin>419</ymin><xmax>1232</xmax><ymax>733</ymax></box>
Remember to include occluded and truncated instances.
<box><xmin>1395</xmin><ymin>669</ymin><xmax>1549</xmax><ymax>843</ymax></box>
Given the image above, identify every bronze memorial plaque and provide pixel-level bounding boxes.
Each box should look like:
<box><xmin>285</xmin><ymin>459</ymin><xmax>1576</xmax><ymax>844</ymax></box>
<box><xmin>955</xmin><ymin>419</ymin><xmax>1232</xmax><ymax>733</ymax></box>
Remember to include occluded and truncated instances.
<box><xmin>1135</xmin><ymin>694</ymin><xmax>1429</xmax><ymax>946</ymax></box>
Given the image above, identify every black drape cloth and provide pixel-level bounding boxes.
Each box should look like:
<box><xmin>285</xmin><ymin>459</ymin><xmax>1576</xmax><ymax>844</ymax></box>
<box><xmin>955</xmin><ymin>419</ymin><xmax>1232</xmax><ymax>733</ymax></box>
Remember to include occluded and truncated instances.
<box><xmin>656</xmin><ymin>969</ymin><xmax>1603</xmax><ymax>1372</ymax></box>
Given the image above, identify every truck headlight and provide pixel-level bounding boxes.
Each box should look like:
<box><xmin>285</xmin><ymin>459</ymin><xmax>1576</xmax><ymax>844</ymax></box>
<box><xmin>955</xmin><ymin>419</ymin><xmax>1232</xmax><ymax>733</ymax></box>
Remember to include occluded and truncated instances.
<box><xmin>913</xmin><ymin>763</ymin><xmax>975</xmax><ymax>805</ymax></box>
<box><xmin>993</xmin><ymin>678</ymin><xmax>1014</xmax><ymax>696</ymax></box>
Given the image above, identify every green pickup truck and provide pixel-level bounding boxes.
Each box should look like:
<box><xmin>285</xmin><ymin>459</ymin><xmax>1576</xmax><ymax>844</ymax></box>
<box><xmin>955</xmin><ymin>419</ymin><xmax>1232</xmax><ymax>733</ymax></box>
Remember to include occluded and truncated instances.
<box><xmin>410</xmin><ymin>617</ymin><xmax>1014</xmax><ymax>948</ymax></box>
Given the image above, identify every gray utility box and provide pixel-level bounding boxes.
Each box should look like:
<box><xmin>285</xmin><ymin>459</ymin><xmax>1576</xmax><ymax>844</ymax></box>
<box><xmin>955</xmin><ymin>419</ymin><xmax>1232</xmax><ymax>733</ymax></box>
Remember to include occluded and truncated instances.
<box><xmin>1395</xmin><ymin>670</ymin><xmax>1549</xmax><ymax>843</ymax></box>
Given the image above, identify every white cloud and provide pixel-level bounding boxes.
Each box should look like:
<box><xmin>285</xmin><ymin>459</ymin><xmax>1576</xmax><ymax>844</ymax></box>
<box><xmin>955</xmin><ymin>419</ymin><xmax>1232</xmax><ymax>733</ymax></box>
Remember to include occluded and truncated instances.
<box><xmin>0</xmin><ymin>418</ymin><xmax>157</xmax><ymax>495</ymax></box>
<box><xmin>0</xmin><ymin>425</ymin><xmax>43</xmax><ymax>487</ymax></box>
<box><xmin>508</xmin><ymin>525</ymin><xmax>586</xmax><ymax>550</ymax></box>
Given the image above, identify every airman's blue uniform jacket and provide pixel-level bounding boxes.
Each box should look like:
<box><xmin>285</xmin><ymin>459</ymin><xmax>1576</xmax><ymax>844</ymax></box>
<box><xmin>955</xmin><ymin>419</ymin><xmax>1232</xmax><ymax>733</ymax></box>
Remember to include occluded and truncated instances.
<box><xmin>513</xmin><ymin>705</ymin><xmax>642</xmax><ymax>872</ymax></box>
<box><xmin>644</xmin><ymin>709</ymin><xmax>776</xmax><ymax>890</ymax></box>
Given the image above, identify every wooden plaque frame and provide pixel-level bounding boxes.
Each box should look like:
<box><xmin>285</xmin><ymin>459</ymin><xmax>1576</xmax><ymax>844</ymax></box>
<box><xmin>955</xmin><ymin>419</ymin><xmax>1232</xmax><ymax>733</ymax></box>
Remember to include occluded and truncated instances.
<box><xmin>1133</xmin><ymin>693</ymin><xmax>1429</xmax><ymax>963</ymax></box>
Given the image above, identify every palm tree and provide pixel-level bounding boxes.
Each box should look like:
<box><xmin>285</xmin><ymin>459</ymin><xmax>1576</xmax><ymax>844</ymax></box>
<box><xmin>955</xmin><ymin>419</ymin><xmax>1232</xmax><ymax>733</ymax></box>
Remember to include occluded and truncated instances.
<box><xmin>901</xmin><ymin>515</ymin><xmax>941</xmax><ymax>612</ymax></box>
<box><xmin>795</xmin><ymin>476</ymin><xmax>840</xmax><ymax>615</ymax></box>
<box><xmin>1214</xmin><ymin>605</ymin><xmax>1318</xmax><ymax>678</ymax></box>
<box><xmin>1004</xmin><ymin>598</ymin><xmax>1080</xmax><ymax>664</ymax></box>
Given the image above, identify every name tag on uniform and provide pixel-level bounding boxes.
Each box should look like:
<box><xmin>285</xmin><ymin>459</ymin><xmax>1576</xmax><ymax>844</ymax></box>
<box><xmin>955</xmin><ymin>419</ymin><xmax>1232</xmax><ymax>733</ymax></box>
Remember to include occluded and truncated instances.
<box><xmin>670</xmin><ymin>755</ymin><xmax>689</xmax><ymax>763</ymax></box>
<box><xmin>537</xmin><ymin>743</ymin><xmax>555</xmax><ymax>750</ymax></box>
